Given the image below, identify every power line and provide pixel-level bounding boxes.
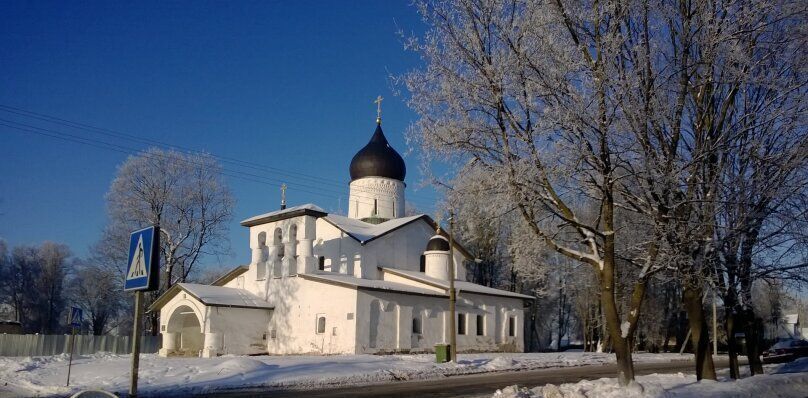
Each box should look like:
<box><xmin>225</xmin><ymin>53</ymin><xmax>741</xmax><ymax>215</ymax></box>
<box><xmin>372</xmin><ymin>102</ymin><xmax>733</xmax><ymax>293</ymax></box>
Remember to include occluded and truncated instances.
<box><xmin>0</xmin><ymin>118</ymin><xmax>438</xmax><ymax>210</ymax></box>
<box><xmin>0</xmin><ymin>119</ymin><xmax>432</xmax><ymax>210</ymax></box>
<box><xmin>0</xmin><ymin>104</ymin><xmax>439</xmax><ymax>204</ymax></box>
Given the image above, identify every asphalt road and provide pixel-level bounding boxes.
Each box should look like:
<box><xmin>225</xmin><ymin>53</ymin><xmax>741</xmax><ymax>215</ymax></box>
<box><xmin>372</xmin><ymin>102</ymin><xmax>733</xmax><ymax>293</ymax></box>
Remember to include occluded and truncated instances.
<box><xmin>205</xmin><ymin>359</ymin><xmax>733</xmax><ymax>398</ymax></box>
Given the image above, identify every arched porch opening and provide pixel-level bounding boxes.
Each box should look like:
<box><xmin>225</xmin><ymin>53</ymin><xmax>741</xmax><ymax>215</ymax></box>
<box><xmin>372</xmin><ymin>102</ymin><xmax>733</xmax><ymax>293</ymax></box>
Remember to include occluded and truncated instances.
<box><xmin>164</xmin><ymin>304</ymin><xmax>203</xmax><ymax>356</ymax></box>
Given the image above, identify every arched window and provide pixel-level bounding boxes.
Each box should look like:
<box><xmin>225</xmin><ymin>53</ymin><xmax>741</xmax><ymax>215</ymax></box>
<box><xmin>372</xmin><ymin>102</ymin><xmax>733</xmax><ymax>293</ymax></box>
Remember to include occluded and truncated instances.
<box><xmin>412</xmin><ymin>316</ymin><xmax>422</xmax><ymax>335</ymax></box>
<box><xmin>256</xmin><ymin>232</ymin><xmax>267</xmax><ymax>280</ymax></box>
<box><xmin>289</xmin><ymin>224</ymin><xmax>298</xmax><ymax>258</ymax></box>
<box><xmin>272</xmin><ymin>228</ymin><xmax>283</xmax><ymax>277</ymax></box>
<box><xmin>316</xmin><ymin>315</ymin><xmax>326</xmax><ymax>334</ymax></box>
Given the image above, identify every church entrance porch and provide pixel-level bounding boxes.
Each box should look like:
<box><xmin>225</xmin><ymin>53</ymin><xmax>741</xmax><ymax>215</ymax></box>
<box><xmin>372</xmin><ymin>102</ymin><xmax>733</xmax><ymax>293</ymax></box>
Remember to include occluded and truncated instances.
<box><xmin>161</xmin><ymin>304</ymin><xmax>203</xmax><ymax>357</ymax></box>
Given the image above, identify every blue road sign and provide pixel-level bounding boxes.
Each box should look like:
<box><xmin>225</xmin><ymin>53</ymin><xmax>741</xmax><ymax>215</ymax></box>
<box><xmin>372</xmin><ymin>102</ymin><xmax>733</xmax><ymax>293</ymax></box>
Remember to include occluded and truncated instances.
<box><xmin>124</xmin><ymin>226</ymin><xmax>160</xmax><ymax>291</ymax></box>
<box><xmin>68</xmin><ymin>307</ymin><xmax>82</xmax><ymax>327</ymax></box>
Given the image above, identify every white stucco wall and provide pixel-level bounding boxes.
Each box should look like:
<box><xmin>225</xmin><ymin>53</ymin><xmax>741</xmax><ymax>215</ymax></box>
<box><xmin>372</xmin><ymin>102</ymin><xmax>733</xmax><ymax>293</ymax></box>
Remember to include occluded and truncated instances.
<box><xmin>365</xmin><ymin>221</ymin><xmax>434</xmax><ymax>274</ymax></box>
<box><xmin>263</xmin><ymin>277</ymin><xmax>359</xmax><ymax>355</ymax></box>
<box><xmin>241</xmin><ymin>214</ymin><xmax>319</xmax><ymax>293</ymax></box>
<box><xmin>312</xmin><ymin>219</ymin><xmax>364</xmax><ymax>276</ymax></box>
<box><xmin>240</xmin><ymin>212</ymin><xmax>468</xmax><ymax>285</ymax></box>
<box><xmin>206</xmin><ymin>306</ymin><xmax>272</xmax><ymax>356</ymax></box>
<box><xmin>355</xmin><ymin>289</ymin><xmax>525</xmax><ymax>354</ymax></box>
<box><xmin>157</xmin><ymin>291</ymin><xmax>272</xmax><ymax>357</ymax></box>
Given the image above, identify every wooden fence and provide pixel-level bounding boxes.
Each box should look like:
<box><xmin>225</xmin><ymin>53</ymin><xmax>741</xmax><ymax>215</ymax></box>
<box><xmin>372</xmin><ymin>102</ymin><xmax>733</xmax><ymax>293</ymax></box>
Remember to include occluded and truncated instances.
<box><xmin>0</xmin><ymin>334</ymin><xmax>161</xmax><ymax>356</ymax></box>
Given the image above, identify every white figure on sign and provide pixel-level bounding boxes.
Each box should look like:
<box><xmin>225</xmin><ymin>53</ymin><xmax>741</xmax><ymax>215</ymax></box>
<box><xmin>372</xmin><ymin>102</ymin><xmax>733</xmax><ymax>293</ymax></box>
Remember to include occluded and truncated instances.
<box><xmin>127</xmin><ymin>235</ymin><xmax>148</xmax><ymax>279</ymax></box>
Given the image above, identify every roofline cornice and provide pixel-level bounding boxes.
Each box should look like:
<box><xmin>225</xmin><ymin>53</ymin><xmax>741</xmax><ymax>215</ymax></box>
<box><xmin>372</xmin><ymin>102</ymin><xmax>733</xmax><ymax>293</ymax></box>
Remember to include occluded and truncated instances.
<box><xmin>241</xmin><ymin>208</ymin><xmax>328</xmax><ymax>227</ymax></box>
<box><xmin>299</xmin><ymin>273</ymin><xmax>446</xmax><ymax>298</ymax></box>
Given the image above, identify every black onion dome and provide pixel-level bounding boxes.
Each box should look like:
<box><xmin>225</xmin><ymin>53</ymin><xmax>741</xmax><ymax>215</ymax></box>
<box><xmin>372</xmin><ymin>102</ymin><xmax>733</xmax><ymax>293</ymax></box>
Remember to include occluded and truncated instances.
<box><xmin>426</xmin><ymin>235</ymin><xmax>450</xmax><ymax>251</ymax></box>
<box><xmin>349</xmin><ymin>123</ymin><xmax>406</xmax><ymax>181</ymax></box>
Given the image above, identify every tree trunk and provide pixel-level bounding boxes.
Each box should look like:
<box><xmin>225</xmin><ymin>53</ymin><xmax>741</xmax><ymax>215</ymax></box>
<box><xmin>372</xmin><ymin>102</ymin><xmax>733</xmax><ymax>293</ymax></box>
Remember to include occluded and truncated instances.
<box><xmin>725</xmin><ymin>308</ymin><xmax>740</xmax><ymax>379</ymax></box>
<box><xmin>683</xmin><ymin>285</ymin><xmax>717</xmax><ymax>380</ymax></box>
<box><xmin>600</xmin><ymin>231</ymin><xmax>635</xmax><ymax>385</ymax></box>
<box><xmin>529</xmin><ymin>301</ymin><xmax>540</xmax><ymax>352</ymax></box>
<box><xmin>602</xmin><ymin>295</ymin><xmax>634</xmax><ymax>385</ymax></box>
<box><xmin>743</xmin><ymin>308</ymin><xmax>765</xmax><ymax>375</ymax></box>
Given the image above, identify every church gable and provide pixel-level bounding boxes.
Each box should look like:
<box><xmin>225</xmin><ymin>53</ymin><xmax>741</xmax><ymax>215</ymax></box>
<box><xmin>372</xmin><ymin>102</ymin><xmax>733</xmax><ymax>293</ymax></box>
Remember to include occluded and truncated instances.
<box><xmin>211</xmin><ymin>265</ymin><xmax>249</xmax><ymax>286</ymax></box>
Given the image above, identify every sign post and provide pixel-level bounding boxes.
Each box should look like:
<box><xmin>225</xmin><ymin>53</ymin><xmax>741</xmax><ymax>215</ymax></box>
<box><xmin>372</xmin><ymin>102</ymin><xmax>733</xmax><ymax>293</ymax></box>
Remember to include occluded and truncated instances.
<box><xmin>66</xmin><ymin>306</ymin><xmax>82</xmax><ymax>387</ymax></box>
<box><xmin>124</xmin><ymin>225</ymin><xmax>160</xmax><ymax>398</ymax></box>
<box><xmin>448</xmin><ymin>212</ymin><xmax>457</xmax><ymax>363</ymax></box>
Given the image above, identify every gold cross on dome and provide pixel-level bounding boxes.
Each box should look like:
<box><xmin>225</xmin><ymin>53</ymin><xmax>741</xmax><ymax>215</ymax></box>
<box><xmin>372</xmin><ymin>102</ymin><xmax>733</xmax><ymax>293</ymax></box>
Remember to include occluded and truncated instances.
<box><xmin>374</xmin><ymin>95</ymin><xmax>383</xmax><ymax>123</ymax></box>
<box><xmin>281</xmin><ymin>183</ymin><xmax>287</xmax><ymax>206</ymax></box>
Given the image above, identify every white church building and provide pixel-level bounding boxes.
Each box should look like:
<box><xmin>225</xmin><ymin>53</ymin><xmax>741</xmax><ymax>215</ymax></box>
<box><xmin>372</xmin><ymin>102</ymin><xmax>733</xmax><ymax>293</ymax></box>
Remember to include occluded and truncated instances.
<box><xmin>150</xmin><ymin>117</ymin><xmax>531</xmax><ymax>357</ymax></box>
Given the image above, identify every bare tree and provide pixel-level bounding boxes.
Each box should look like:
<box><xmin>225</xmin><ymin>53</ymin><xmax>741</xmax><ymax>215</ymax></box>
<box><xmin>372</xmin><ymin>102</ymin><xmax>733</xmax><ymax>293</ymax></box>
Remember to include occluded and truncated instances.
<box><xmin>97</xmin><ymin>147</ymin><xmax>234</xmax><ymax>334</ymax></box>
<box><xmin>36</xmin><ymin>242</ymin><xmax>71</xmax><ymax>333</ymax></box>
<box><xmin>70</xmin><ymin>261</ymin><xmax>125</xmax><ymax>335</ymax></box>
<box><xmin>0</xmin><ymin>242</ymin><xmax>71</xmax><ymax>333</ymax></box>
<box><xmin>711</xmin><ymin>25</ymin><xmax>808</xmax><ymax>374</ymax></box>
<box><xmin>0</xmin><ymin>245</ymin><xmax>38</xmax><ymax>330</ymax></box>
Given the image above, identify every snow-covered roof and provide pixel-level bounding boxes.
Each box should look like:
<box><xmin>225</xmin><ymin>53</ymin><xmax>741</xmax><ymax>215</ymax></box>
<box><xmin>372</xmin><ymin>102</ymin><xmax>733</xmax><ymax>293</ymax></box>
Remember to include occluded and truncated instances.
<box><xmin>322</xmin><ymin>213</ymin><xmax>427</xmax><ymax>243</ymax></box>
<box><xmin>242</xmin><ymin>204</ymin><xmax>475</xmax><ymax>257</ymax></box>
<box><xmin>299</xmin><ymin>273</ymin><xmax>446</xmax><ymax>297</ymax></box>
<box><xmin>240</xmin><ymin>204</ymin><xmax>327</xmax><ymax>227</ymax></box>
<box><xmin>149</xmin><ymin>283</ymin><xmax>274</xmax><ymax>312</ymax></box>
<box><xmin>380</xmin><ymin>267</ymin><xmax>535</xmax><ymax>300</ymax></box>
<box><xmin>784</xmin><ymin>313</ymin><xmax>799</xmax><ymax>324</ymax></box>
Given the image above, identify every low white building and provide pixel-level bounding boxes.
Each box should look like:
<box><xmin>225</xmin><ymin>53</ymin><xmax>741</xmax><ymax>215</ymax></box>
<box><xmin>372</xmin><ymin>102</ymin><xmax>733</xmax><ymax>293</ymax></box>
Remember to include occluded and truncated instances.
<box><xmin>150</xmin><ymin>119</ymin><xmax>532</xmax><ymax>357</ymax></box>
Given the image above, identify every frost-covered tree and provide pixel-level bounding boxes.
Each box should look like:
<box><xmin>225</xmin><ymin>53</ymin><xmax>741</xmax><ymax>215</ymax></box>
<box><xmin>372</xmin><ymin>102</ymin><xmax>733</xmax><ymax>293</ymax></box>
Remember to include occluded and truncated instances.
<box><xmin>405</xmin><ymin>0</ymin><xmax>659</xmax><ymax>384</ymax></box>
<box><xmin>610</xmin><ymin>0</ymin><xmax>806</xmax><ymax>378</ymax></box>
<box><xmin>404</xmin><ymin>0</ymin><xmax>805</xmax><ymax>384</ymax></box>
<box><xmin>96</xmin><ymin>148</ymin><xmax>234</xmax><ymax>334</ymax></box>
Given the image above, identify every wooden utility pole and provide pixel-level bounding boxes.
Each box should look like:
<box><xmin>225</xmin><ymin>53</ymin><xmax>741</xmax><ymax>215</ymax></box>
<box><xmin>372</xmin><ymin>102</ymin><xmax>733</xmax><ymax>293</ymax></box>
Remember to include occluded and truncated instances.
<box><xmin>448</xmin><ymin>212</ymin><xmax>457</xmax><ymax>362</ymax></box>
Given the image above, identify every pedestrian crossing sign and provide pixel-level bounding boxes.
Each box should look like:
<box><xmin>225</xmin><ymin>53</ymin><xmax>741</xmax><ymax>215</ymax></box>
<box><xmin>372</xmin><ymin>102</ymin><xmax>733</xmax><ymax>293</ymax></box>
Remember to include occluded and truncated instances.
<box><xmin>69</xmin><ymin>306</ymin><xmax>82</xmax><ymax>327</ymax></box>
<box><xmin>124</xmin><ymin>226</ymin><xmax>160</xmax><ymax>291</ymax></box>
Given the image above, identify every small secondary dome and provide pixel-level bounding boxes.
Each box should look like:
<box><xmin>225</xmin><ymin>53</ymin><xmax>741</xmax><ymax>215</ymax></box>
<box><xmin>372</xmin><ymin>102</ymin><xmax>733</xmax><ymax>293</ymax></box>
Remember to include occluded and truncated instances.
<box><xmin>426</xmin><ymin>234</ymin><xmax>450</xmax><ymax>251</ymax></box>
<box><xmin>349</xmin><ymin>123</ymin><xmax>406</xmax><ymax>181</ymax></box>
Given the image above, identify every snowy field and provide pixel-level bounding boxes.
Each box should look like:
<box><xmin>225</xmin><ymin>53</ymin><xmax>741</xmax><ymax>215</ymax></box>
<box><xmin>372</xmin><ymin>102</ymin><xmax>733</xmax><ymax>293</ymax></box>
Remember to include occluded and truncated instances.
<box><xmin>0</xmin><ymin>351</ymin><xmax>691</xmax><ymax>397</ymax></box>
<box><xmin>492</xmin><ymin>357</ymin><xmax>808</xmax><ymax>398</ymax></box>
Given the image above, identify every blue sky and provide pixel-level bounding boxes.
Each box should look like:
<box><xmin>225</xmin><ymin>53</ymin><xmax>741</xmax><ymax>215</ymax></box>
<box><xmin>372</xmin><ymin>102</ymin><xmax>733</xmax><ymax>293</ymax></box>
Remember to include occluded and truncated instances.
<box><xmin>0</xmin><ymin>1</ymin><xmax>440</xmax><ymax>269</ymax></box>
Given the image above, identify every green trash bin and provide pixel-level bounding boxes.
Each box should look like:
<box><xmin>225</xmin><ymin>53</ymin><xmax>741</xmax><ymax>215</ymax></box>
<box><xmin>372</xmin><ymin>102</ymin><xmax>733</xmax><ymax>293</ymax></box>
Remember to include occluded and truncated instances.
<box><xmin>435</xmin><ymin>344</ymin><xmax>451</xmax><ymax>363</ymax></box>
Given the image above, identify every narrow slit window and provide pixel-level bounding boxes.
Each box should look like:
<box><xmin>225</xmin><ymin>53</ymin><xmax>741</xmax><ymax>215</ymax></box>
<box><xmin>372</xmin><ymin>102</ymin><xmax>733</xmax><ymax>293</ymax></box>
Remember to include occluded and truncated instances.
<box><xmin>458</xmin><ymin>313</ymin><xmax>466</xmax><ymax>335</ymax></box>
<box><xmin>508</xmin><ymin>316</ymin><xmax>516</xmax><ymax>337</ymax></box>
<box><xmin>476</xmin><ymin>314</ymin><xmax>484</xmax><ymax>336</ymax></box>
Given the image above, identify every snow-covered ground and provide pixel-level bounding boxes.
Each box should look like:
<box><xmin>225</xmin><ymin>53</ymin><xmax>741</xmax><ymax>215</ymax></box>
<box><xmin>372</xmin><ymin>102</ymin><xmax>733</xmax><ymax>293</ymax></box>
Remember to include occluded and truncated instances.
<box><xmin>492</xmin><ymin>357</ymin><xmax>808</xmax><ymax>398</ymax></box>
<box><xmin>0</xmin><ymin>351</ymin><xmax>690</xmax><ymax>397</ymax></box>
